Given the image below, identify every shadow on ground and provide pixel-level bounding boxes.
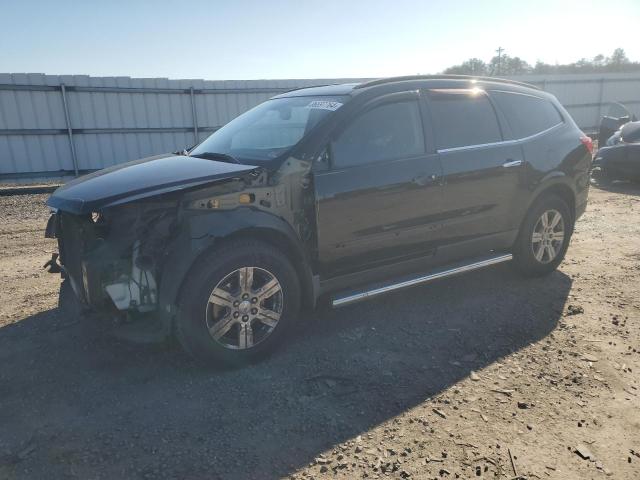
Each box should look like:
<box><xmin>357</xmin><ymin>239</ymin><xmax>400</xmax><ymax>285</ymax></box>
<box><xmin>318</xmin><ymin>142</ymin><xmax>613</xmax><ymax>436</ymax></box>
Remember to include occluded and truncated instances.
<box><xmin>590</xmin><ymin>177</ymin><xmax>640</xmax><ymax>197</ymax></box>
<box><xmin>0</xmin><ymin>264</ymin><xmax>571</xmax><ymax>479</ymax></box>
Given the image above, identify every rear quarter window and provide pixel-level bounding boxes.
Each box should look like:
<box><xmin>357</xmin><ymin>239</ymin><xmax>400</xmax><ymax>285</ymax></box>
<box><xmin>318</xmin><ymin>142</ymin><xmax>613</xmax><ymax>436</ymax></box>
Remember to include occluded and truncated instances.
<box><xmin>426</xmin><ymin>89</ymin><xmax>503</xmax><ymax>150</ymax></box>
<box><xmin>490</xmin><ymin>91</ymin><xmax>563</xmax><ymax>139</ymax></box>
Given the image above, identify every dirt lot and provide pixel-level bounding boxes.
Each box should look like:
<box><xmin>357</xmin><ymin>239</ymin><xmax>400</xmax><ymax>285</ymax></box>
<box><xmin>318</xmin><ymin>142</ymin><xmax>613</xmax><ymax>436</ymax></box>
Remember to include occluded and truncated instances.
<box><xmin>0</xmin><ymin>183</ymin><xmax>639</xmax><ymax>480</ymax></box>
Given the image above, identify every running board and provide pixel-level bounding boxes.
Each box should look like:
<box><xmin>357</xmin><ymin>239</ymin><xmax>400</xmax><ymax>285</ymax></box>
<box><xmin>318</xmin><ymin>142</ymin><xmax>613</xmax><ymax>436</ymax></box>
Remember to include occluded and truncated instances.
<box><xmin>331</xmin><ymin>253</ymin><xmax>513</xmax><ymax>308</ymax></box>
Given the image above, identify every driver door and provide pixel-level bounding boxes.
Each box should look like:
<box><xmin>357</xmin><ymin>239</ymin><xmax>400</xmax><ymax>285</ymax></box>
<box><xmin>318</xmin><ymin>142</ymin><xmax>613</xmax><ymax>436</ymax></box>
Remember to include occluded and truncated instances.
<box><xmin>313</xmin><ymin>91</ymin><xmax>444</xmax><ymax>278</ymax></box>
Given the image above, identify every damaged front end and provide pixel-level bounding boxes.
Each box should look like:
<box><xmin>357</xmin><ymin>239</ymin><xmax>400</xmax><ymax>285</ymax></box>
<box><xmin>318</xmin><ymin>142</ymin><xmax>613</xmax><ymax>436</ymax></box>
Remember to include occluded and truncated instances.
<box><xmin>44</xmin><ymin>153</ymin><xmax>265</xmax><ymax>332</ymax></box>
<box><xmin>47</xmin><ymin>200</ymin><xmax>178</xmax><ymax>319</ymax></box>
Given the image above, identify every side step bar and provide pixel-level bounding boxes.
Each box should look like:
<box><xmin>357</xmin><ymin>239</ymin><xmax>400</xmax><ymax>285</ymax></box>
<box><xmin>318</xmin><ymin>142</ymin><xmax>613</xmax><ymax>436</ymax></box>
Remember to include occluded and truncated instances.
<box><xmin>331</xmin><ymin>253</ymin><xmax>513</xmax><ymax>308</ymax></box>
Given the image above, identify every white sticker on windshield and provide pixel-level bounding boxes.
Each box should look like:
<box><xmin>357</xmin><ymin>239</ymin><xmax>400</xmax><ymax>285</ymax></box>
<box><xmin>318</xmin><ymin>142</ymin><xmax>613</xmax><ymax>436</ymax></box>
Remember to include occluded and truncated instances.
<box><xmin>306</xmin><ymin>100</ymin><xmax>343</xmax><ymax>111</ymax></box>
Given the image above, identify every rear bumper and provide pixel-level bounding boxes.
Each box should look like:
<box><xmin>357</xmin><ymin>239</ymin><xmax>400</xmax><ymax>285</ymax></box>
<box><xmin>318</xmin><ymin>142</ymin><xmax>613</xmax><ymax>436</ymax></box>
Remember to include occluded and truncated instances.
<box><xmin>575</xmin><ymin>172</ymin><xmax>590</xmax><ymax>221</ymax></box>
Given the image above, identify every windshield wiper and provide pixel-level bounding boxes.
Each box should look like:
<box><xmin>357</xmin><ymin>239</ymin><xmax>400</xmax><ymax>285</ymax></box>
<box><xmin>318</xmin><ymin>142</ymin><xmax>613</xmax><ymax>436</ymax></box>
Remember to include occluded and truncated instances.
<box><xmin>190</xmin><ymin>152</ymin><xmax>241</xmax><ymax>164</ymax></box>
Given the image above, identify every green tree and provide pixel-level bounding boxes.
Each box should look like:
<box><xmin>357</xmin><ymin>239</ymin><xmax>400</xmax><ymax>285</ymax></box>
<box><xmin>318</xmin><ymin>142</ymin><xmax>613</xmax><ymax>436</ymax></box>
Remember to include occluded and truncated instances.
<box><xmin>533</xmin><ymin>60</ymin><xmax>553</xmax><ymax>74</ymax></box>
<box><xmin>607</xmin><ymin>48</ymin><xmax>630</xmax><ymax>71</ymax></box>
<box><xmin>506</xmin><ymin>56</ymin><xmax>532</xmax><ymax>75</ymax></box>
<box><xmin>592</xmin><ymin>54</ymin><xmax>605</xmax><ymax>68</ymax></box>
<box><xmin>488</xmin><ymin>54</ymin><xmax>532</xmax><ymax>75</ymax></box>
<box><xmin>443</xmin><ymin>58</ymin><xmax>488</xmax><ymax>75</ymax></box>
<box><xmin>442</xmin><ymin>48</ymin><xmax>640</xmax><ymax>76</ymax></box>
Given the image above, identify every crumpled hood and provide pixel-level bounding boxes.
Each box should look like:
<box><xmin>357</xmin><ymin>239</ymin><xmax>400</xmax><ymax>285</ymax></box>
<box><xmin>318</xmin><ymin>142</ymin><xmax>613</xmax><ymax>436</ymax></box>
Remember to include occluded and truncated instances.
<box><xmin>47</xmin><ymin>154</ymin><xmax>259</xmax><ymax>214</ymax></box>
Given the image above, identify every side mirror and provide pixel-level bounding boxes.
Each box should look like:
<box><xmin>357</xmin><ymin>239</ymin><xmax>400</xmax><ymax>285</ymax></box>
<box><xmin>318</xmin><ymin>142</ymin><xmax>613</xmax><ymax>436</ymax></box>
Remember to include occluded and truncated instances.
<box><xmin>314</xmin><ymin>145</ymin><xmax>331</xmax><ymax>171</ymax></box>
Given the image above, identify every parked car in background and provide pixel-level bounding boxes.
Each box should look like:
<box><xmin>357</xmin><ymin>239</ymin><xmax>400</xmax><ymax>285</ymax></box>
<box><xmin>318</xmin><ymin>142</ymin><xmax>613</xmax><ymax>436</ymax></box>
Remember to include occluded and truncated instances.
<box><xmin>44</xmin><ymin>75</ymin><xmax>592</xmax><ymax>365</ymax></box>
<box><xmin>593</xmin><ymin>102</ymin><xmax>640</xmax><ymax>183</ymax></box>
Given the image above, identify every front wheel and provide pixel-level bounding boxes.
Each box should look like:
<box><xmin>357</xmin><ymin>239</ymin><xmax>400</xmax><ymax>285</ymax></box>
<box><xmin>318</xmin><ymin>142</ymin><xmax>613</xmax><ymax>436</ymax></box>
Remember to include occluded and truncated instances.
<box><xmin>512</xmin><ymin>194</ymin><xmax>573</xmax><ymax>276</ymax></box>
<box><xmin>176</xmin><ymin>240</ymin><xmax>301</xmax><ymax>365</ymax></box>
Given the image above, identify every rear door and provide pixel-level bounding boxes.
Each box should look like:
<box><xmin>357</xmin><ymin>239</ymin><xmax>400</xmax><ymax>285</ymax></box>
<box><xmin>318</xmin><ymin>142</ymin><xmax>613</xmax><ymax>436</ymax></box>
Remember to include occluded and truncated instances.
<box><xmin>489</xmin><ymin>89</ymin><xmax>569</xmax><ymax>217</ymax></box>
<box><xmin>313</xmin><ymin>91</ymin><xmax>443</xmax><ymax>277</ymax></box>
<box><xmin>425</xmin><ymin>88</ymin><xmax>524</xmax><ymax>251</ymax></box>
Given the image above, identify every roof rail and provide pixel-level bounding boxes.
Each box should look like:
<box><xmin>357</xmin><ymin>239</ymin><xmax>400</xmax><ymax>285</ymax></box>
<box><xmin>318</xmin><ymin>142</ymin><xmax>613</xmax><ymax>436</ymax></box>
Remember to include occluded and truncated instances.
<box><xmin>354</xmin><ymin>74</ymin><xmax>540</xmax><ymax>91</ymax></box>
<box><xmin>281</xmin><ymin>83</ymin><xmax>332</xmax><ymax>94</ymax></box>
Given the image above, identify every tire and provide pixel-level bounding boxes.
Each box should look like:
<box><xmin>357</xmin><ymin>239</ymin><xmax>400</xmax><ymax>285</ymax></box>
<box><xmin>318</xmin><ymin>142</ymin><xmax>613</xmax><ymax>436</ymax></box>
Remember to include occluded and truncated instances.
<box><xmin>58</xmin><ymin>279</ymin><xmax>84</xmax><ymax>317</ymax></box>
<box><xmin>175</xmin><ymin>239</ymin><xmax>301</xmax><ymax>366</ymax></box>
<box><xmin>512</xmin><ymin>194</ymin><xmax>573</xmax><ymax>277</ymax></box>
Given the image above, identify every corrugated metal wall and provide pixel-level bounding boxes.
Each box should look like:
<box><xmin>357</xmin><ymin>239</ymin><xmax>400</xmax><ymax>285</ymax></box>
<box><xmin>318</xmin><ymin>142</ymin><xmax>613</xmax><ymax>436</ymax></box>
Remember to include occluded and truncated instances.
<box><xmin>1</xmin><ymin>72</ymin><xmax>639</xmax><ymax>181</ymax></box>
<box><xmin>0</xmin><ymin>74</ymin><xmax>366</xmax><ymax>181</ymax></box>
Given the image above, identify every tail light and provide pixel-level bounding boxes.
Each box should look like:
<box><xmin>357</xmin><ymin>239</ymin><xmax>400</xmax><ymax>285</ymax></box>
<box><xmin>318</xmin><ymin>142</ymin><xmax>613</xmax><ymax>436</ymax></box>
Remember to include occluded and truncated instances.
<box><xmin>580</xmin><ymin>135</ymin><xmax>594</xmax><ymax>155</ymax></box>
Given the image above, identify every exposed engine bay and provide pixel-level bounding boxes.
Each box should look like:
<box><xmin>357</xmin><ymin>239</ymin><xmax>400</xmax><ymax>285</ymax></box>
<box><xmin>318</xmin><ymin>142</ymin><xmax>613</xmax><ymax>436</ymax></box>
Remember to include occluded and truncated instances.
<box><xmin>47</xmin><ymin>201</ymin><xmax>178</xmax><ymax>315</ymax></box>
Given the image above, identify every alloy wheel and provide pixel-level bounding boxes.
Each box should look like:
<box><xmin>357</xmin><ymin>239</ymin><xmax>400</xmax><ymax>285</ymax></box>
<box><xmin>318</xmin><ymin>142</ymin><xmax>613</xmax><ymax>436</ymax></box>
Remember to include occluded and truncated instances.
<box><xmin>531</xmin><ymin>209</ymin><xmax>565</xmax><ymax>264</ymax></box>
<box><xmin>205</xmin><ymin>267</ymin><xmax>283</xmax><ymax>350</ymax></box>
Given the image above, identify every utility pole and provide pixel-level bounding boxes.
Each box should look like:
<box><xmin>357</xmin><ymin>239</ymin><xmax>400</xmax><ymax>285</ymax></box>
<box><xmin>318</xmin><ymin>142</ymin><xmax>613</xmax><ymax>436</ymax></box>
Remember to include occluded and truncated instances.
<box><xmin>496</xmin><ymin>46</ymin><xmax>504</xmax><ymax>75</ymax></box>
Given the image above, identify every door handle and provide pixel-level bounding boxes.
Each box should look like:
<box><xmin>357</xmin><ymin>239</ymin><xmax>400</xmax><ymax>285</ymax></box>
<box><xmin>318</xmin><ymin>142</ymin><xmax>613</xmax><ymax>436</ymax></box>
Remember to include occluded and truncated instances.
<box><xmin>412</xmin><ymin>174</ymin><xmax>439</xmax><ymax>186</ymax></box>
<box><xmin>502</xmin><ymin>159</ymin><xmax>523</xmax><ymax>168</ymax></box>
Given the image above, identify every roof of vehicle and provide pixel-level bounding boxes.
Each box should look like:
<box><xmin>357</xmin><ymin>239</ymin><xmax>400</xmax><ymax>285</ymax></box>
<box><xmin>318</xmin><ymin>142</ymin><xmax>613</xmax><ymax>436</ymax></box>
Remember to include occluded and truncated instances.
<box><xmin>621</xmin><ymin>121</ymin><xmax>640</xmax><ymax>143</ymax></box>
<box><xmin>272</xmin><ymin>83</ymin><xmax>360</xmax><ymax>98</ymax></box>
<box><xmin>274</xmin><ymin>75</ymin><xmax>540</xmax><ymax>99</ymax></box>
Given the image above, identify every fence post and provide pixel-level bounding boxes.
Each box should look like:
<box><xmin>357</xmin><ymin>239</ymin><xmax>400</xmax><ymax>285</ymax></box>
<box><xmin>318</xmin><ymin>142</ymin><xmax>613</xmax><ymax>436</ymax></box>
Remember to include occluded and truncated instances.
<box><xmin>190</xmin><ymin>87</ymin><xmax>199</xmax><ymax>144</ymax></box>
<box><xmin>596</xmin><ymin>78</ymin><xmax>605</xmax><ymax>128</ymax></box>
<box><xmin>60</xmin><ymin>84</ymin><xmax>79</xmax><ymax>176</ymax></box>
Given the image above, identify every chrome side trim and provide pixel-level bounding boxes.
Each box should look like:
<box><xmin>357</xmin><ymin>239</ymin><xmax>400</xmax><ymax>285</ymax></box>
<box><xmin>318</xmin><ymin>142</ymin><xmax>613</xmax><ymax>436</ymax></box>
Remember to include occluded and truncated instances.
<box><xmin>437</xmin><ymin>123</ymin><xmax>564</xmax><ymax>154</ymax></box>
<box><xmin>331</xmin><ymin>253</ymin><xmax>513</xmax><ymax>308</ymax></box>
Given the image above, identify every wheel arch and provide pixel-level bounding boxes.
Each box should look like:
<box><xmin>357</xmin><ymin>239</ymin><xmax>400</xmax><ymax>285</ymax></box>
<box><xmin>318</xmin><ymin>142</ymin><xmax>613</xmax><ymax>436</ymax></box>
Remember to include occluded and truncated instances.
<box><xmin>218</xmin><ymin>226</ymin><xmax>316</xmax><ymax>308</ymax></box>
<box><xmin>158</xmin><ymin>210</ymin><xmax>316</xmax><ymax>326</ymax></box>
<box><xmin>511</xmin><ymin>176</ymin><xmax>577</xmax><ymax>253</ymax></box>
<box><xmin>511</xmin><ymin>176</ymin><xmax>576</xmax><ymax>275</ymax></box>
<box><xmin>526</xmin><ymin>176</ymin><xmax>577</xmax><ymax>224</ymax></box>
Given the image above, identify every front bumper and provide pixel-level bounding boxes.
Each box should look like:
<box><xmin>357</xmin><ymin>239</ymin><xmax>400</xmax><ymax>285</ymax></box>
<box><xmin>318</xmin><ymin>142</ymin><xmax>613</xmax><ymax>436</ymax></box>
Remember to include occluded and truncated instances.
<box><xmin>44</xmin><ymin>212</ymin><xmax>58</xmax><ymax>239</ymax></box>
<box><xmin>46</xmin><ymin>212</ymin><xmax>100</xmax><ymax>306</ymax></box>
<box><xmin>46</xmin><ymin>210</ymin><xmax>164</xmax><ymax>314</ymax></box>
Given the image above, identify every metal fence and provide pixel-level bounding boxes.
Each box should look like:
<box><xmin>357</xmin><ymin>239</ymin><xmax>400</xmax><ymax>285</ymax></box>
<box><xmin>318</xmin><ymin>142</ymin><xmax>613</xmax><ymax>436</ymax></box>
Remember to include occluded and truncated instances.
<box><xmin>506</xmin><ymin>72</ymin><xmax>640</xmax><ymax>132</ymax></box>
<box><xmin>0</xmin><ymin>74</ymin><xmax>366</xmax><ymax>181</ymax></box>
<box><xmin>1</xmin><ymin>72</ymin><xmax>639</xmax><ymax>181</ymax></box>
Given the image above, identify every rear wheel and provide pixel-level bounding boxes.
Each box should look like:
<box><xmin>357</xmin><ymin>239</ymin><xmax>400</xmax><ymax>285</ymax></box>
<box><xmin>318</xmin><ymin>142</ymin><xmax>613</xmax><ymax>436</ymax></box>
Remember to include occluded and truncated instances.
<box><xmin>176</xmin><ymin>240</ymin><xmax>301</xmax><ymax>365</ymax></box>
<box><xmin>512</xmin><ymin>194</ymin><xmax>573</xmax><ymax>276</ymax></box>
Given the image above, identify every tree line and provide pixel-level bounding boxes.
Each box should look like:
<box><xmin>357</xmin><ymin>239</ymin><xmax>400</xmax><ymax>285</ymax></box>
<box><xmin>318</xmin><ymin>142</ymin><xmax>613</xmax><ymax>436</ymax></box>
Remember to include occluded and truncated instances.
<box><xmin>443</xmin><ymin>48</ymin><xmax>640</xmax><ymax>76</ymax></box>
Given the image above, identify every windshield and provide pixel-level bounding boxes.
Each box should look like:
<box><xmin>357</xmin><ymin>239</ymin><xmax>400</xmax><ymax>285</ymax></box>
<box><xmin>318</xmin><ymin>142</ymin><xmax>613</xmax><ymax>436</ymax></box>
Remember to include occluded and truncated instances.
<box><xmin>191</xmin><ymin>95</ymin><xmax>347</xmax><ymax>164</ymax></box>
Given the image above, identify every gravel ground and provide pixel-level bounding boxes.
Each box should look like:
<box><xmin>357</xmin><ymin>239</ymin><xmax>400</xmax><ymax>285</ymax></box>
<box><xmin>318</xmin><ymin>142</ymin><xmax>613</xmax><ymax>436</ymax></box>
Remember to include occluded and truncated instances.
<box><xmin>0</xmin><ymin>183</ymin><xmax>639</xmax><ymax>480</ymax></box>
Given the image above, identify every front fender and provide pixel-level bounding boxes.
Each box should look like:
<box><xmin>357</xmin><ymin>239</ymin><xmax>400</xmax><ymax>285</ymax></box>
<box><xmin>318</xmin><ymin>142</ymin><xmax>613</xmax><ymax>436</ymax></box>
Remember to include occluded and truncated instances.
<box><xmin>187</xmin><ymin>207</ymin><xmax>300</xmax><ymax>242</ymax></box>
<box><xmin>157</xmin><ymin>208</ymin><xmax>314</xmax><ymax>321</ymax></box>
<box><xmin>595</xmin><ymin>144</ymin><xmax>626</xmax><ymax>168</ymax></box>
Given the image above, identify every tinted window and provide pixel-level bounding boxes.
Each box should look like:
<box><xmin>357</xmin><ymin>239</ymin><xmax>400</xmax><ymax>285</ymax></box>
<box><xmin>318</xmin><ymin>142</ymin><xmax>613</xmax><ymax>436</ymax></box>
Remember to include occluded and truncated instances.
<box><xmin>491</xmin><ymin>91</ymin><xmax>563</xmax><ymax>138</ymax></box>
<box><xmin>427</xmin><ymin>89</ymin><xmax>502</xmax><ymax>150</ymax></box>
<box><xmin>332</xmin><ymin>100</ymin><xmax>425</xmax><ymax>168</ymax></box>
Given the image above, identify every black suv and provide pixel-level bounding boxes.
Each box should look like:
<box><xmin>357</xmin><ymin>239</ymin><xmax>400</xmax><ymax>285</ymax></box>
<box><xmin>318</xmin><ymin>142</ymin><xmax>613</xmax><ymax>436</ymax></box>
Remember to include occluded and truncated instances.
<box><xmin>45</xmin><ymin>75</ymin><xmax>592</xmax><ymax>364</ymax></box>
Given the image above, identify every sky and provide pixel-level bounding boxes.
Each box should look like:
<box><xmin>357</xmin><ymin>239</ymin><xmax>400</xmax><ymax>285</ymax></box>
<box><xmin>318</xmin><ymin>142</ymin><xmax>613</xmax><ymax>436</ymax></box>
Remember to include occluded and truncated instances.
<box><xmin>2</xmin><ymin>0</ymin><xmax>640</xmax><ymax>80</ymax></box>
